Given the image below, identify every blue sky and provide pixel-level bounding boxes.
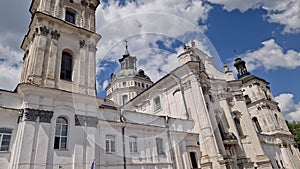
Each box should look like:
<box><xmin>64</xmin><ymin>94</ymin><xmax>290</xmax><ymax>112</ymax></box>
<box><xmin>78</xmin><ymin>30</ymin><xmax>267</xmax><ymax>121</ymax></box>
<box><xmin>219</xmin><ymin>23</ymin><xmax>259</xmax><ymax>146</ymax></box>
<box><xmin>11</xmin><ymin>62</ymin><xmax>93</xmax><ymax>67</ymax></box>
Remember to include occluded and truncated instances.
<box><xmin>0</xmin><ymin>0</ymin><xmax>300</xmax><ymax>120</ymax></box>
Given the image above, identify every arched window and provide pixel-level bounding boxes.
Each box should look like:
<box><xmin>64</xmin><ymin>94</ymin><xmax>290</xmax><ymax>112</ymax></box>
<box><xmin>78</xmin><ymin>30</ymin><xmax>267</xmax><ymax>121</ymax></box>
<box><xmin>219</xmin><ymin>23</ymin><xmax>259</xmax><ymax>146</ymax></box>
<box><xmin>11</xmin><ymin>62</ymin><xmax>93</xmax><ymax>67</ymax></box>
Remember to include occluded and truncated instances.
<box><xmin>54</xmin><ymin>117</ymin><xmax>68</xmax><ymax>149</ymax></box>
<box><xmin>234</xmin><ymin>118</ymin><xmax>243</xmax><ymax>136</ymax></box>
<box><xmin>60</xmin><ymin>52</ymin><xmax>72</xmax><ymax>81</ymax></box>
<box><xmin>252</xmin><ymin>117</ymin><xmax>262</xmax><ymax>133</ymax></box>
<box><xmin>154</xmin><ymin>96</ymin><xmax>161</xmax><ymax>111</ymax></box>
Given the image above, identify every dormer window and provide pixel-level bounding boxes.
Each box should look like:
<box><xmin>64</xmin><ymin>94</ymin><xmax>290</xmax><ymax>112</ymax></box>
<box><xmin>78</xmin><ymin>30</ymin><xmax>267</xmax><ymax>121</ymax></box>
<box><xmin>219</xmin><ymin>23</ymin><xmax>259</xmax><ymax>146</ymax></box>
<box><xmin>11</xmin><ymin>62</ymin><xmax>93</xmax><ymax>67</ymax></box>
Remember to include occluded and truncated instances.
<box><xmin>65</xmin><ymin>10</ymin><xmax>76</xmax><ymax>24</ymax></box>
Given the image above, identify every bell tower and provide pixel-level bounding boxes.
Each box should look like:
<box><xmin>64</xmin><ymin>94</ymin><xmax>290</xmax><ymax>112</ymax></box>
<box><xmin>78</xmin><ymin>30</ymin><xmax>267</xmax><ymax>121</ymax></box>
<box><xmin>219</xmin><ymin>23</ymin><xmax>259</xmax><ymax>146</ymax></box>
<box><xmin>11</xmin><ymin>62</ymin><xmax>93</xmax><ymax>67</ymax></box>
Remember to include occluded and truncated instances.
<box><xmin>233</xmin><ymin>57</ymin><xmax>250</xmax><ymax>79</ymax></box>
<box><xmin>20</xmin><ymin>0</ymin><xmax>101</xmax><ymax>96</ymax></box>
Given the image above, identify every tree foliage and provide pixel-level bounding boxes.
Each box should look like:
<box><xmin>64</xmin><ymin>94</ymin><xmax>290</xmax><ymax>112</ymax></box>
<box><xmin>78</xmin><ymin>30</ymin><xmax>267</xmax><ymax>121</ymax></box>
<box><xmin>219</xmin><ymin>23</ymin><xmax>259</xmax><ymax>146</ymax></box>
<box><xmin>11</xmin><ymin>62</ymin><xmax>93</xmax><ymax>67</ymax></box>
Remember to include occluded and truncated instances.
<box><xmin>286</xmin><ymin>121</ymin><xmax>300</xmax><ymax>150</ymax></box>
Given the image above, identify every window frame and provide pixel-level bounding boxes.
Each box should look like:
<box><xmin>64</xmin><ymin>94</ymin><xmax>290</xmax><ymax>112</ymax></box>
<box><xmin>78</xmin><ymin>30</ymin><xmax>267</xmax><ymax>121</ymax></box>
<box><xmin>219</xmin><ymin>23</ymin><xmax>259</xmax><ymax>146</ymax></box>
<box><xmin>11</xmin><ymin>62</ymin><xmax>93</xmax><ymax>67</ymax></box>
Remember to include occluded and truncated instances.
<box><xmin>156</xmin><ymin>138</ymin><xmax>165</xmax><ymax>155</ymax></box>
<box><xmin>65</xmin><ymin>9</ymin><xmax>76</xmax><ymax>24</ymax></box>
<box><xmin>0</xmin><ymin>128</ymin><xmax>12</xmax><ymax>152</ymax></box>
<box><xmin>129</xmin><ymin>136</ymin><xmax>138</xmax><ymax>153</ymax></box>
<box><xmin>154</xmin><ymin>96</ymin><xmax>161</xmax><ymax>111</ymax></box>
<box><xmin>105</xmin><ymin>135</ymin><xmax>116</xmax><ymax>153</ymax></box>
<box><xmin>274</xmin><ymin>113</ymin><xmax>281</xmax><ymax>128</ymax></box>
<box><xmin>60</xmin><ymin>52</ymin><xmax>73</xmax><ymax>81</ymax></box>
<box><xmin>122</xmin><ymin>94</ymin><xmax>128</xmax><ymax>105</ymax></box>
<box><xmin>54</xmin><ymin>117</ymin><xmax>68</xmax><ymax>150</ymax></box>
<box><xmin>189</xmin><ymin>151</ymin><xmax>199</xmax><ymax>168</ymax></box>
<box><xmin>234</xmin><ymin>117</ymin><xmax>244</xmax><ymax>136</ymax></box>
<box><xmin>252</xmin><ymin>117</ymin><xmax>262</xmax><ymax>133</ymax></box>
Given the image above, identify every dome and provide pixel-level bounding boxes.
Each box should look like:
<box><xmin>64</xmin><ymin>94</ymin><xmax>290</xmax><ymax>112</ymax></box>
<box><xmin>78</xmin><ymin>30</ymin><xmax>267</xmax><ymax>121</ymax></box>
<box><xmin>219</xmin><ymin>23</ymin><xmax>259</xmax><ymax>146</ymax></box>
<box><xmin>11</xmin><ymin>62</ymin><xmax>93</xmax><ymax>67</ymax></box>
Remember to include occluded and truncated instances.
<box><xmin>115</xmin><ymin>69</ymin><xmax>138</xmax><ymax>79</ymax></box>
<box><xmin>112</xmin><ymin>69</ymin><xmax>151</xmax><ymax>81</ymax></box>
<box><xmin>234</xmin><ymin>58</ymin><xmax>245</xmax><ymax>67</ymax></box>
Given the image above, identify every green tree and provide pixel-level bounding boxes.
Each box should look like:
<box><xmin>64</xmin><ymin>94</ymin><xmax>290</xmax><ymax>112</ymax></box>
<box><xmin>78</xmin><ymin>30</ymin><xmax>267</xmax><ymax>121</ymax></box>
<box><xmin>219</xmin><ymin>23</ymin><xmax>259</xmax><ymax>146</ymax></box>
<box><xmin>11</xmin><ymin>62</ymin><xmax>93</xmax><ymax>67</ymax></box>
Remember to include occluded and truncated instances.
<box><xmin>286</xmin><ymin>121</ymin><xmax>300</xmax><ymax>150</ymax></box>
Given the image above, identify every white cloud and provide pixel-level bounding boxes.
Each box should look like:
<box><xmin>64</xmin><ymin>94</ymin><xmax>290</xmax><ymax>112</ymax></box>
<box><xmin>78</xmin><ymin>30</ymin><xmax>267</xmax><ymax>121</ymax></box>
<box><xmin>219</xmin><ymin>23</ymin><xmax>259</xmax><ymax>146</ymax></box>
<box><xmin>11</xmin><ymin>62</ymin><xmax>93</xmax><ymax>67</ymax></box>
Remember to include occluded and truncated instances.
<box><xmin>275</xmin><ymin>93</ymin><xmax>300</xmax><ymax>121</ymax></box>
<box><xmin>207</xmin><ymin>0</ymin><xmax>300</xmax><ymax>34</ymax></box>
<box><xmin>265</xmin><ymin>1</ymin><xmax>300</xmax><ymax>34</ymax></box>
<box><xmin>102</xmin><ymin>80</ymin><xmax>109</xmax><ymax>91</ymax></box>
<box><xmin>96</xmin><ymin>0</ymin><xmax>213</xmax><ymax>60</ymax></box>
<box><xmin>94</xmin><ymin>0</ymin><xmax>216</xmax><ymax>93</ymax></box>
<box><xmin>239</xmin><ymin>39</ymin><xmax>300</xmax><ymax>71</ymax></box>
<box><xmin>0</xmin><ymin>44</ymin><xmax>23</xmax><ymax>91</ymax></box>
<box><xmin>207</xmin><ymin>0</ymin><xmax>263</xmax><ymax>12</ymax></box>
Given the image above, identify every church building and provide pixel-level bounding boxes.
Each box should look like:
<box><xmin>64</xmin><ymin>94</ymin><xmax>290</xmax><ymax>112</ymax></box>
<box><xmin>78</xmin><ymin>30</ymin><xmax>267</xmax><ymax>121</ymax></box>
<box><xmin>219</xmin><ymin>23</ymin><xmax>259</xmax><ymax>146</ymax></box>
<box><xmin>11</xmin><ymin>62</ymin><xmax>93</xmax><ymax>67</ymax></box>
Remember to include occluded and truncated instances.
<box><xmin>0</xmin><ymin>0</ymin><xmax>300</xmax><ymax>169</ymax></box>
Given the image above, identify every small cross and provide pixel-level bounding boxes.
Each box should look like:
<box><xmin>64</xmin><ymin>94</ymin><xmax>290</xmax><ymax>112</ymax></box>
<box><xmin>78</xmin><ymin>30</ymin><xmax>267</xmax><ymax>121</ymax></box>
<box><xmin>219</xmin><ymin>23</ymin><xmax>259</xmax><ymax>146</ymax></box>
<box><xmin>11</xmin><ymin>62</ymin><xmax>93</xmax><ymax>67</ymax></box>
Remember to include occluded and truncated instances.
<box><xmin>124</xmin><ymin>40</ymin><xmax>128</xmax><ymax>50</ymax></box>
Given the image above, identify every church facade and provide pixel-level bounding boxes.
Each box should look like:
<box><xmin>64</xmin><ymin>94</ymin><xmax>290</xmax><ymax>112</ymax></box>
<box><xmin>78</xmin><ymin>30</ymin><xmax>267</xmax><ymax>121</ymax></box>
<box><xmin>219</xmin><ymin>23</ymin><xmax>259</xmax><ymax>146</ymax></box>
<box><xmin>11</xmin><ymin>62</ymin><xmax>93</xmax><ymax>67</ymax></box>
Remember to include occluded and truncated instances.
<box><xmin>0</xmin><ymin>0</ymin><xmax>300</xmax><ymax>169</ymax></box>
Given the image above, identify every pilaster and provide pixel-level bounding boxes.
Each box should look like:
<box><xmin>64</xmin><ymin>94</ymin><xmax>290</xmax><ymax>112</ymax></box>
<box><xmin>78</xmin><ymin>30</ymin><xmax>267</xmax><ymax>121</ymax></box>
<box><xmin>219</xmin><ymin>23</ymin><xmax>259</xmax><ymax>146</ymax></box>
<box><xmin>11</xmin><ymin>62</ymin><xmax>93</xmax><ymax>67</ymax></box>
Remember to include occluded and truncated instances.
<box><xmin>189</xmin><ymin>77</ymin><xmax>220</xmax><ymax>166</ymax></box>
<box><xmin>11</xmin><ymin>108</ymin><xmax>53</xmax><ymax>169</ymax></box>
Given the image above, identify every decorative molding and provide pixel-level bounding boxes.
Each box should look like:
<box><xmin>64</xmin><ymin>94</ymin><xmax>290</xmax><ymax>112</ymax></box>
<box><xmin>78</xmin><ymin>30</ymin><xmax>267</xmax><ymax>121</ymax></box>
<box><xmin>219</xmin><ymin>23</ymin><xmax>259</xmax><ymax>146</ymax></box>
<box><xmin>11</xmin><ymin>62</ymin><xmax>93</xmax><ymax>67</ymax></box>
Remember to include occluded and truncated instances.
<box><xmin>201</xmin><ymin>86</ymin><xmax>210</xmax><ymax>95</ymax></box>
<box><xmin>23</xmin><ymin>108</ymin><xmax>39</xmax><ymax>122</ymax></box>
<box><xmin>75</xmin><ymin>114</ymin><xmax>84</xmax><ymax>126</ymax></box>
<box><xmin>75</xmin><ymin>114</ymin><xmax>98</xmax><ymax>127</ymax></box>
<box><xmin>227</xmin><ymin>97</ymin><xmax>234</xmax><ymax>106</ymax></box>
<box><xmin>234</xmin><ymin>94</ymin><xmax>244</xmax><ymax>101</ymax></box>
<box><xmin>21</xmin><ymin>108</ymin><xmax>53</xmax><ymax>123</ymax></box>
<box><xmin>257</xmin><ymin>103</ymin><xmax>271</xmax><ymax>111</ymax></box>
<box><xmin>79</xmin><ymin>40</ymin><xmax>86</xmax><ymax>48</ymax></box>
<box><xmin>39</xmin><ymin>26</ymin><xmax>49</xmax><ymax>36</ymax></box>
<box><xmin>51</xmin><ymin>30</ymin><xmax>60</xmax><ymax>40</ymax></box>
<box><xmin>88</xmin><ymin>3</ymin><xmax>96</xmax><ymax>11</ymax></box>
<box><xmin>182</xmin><ymin>80</ymin><xmax>191</xmax><ymax>90</ymax></box>
<box><xmin>39</xmin><ymin>110</ymin><xmax>54</xmax><ymax>123</ymax></box>
<box><xmin>86</xmin><ymin>116</ymin><xmax>98</xmax><ymax>127</ymax></box>
<box><xmin>81</xmin><ymin>0</ymin><xmax>88</xmax><ymax>7</ymax></box>
<box><xmin>88</xmin><ymin>44</ymin><xmax>97</xmax><ymax>52</ymax></box>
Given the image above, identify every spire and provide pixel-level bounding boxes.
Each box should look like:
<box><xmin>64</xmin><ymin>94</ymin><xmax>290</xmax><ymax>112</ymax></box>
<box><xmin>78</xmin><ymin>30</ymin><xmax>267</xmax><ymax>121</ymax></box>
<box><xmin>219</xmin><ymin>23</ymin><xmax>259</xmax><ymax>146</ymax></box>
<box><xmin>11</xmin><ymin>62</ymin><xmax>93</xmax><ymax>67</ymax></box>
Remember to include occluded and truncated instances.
<box><xmin>124</xmin><ymin>40</ymin><xmax>129</xmax><ymax>55</ymax></box>
<box><xmin>119</xmin><ymin>40</ymin><xmax>137</xmax><ymax>70</ymax></box>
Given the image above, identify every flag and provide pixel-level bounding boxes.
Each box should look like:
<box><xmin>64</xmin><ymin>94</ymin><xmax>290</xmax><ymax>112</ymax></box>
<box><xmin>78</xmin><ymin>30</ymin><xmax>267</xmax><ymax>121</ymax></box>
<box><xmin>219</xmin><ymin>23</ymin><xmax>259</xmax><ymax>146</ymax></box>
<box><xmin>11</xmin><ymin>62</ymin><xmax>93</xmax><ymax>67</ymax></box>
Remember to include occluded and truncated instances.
<box><xmin>90</xmin><ymin>160</ymin><xmax>95</xmax><ymax>169</ymax></box>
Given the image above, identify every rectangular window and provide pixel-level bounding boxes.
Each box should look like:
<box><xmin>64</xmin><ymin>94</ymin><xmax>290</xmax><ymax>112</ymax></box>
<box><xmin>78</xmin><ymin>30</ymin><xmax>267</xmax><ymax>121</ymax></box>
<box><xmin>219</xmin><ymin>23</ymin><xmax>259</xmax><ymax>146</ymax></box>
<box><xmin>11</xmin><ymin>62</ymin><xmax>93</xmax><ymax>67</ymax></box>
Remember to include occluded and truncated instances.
<box><xmin>156</xmin><ymin>138</ymin><xmax>164</xmax><ymax>155</ymax></box>
<box><xmin>0</xmin><ymin>128</ymin><xmax>12</xmax><ymax>152</ymax></box>
<box><xmin>106</xmin><ymin>135</ymin><xmax>116</xmax><ymax>153</ymax></box>
<box><xmin>122</xmin><ymin>95</ymin><xmax>128</xmax><ymax>105</ymax></box>
<box><xmin>60</xmin><ymin>52</ymin><xmax>73</xmax><ymax>81</ymax></box>
<box><xmin>65</xmin><ymin>10</ymin><xmax>75</xmax><ymax>24</ymax></box>
<box><xmin>189</xmin><ymin>152</ymin><xmax>198</xmax><ymax>168</ymax></box>
<box><xmin>154</xmin><ymin>97</ymin><xmax>161</xmax><ymax>111</ymax></box>
<box><xmin>129</xmin><ymin>136</ymin><xmax>137</xmax><ymax>153</ymax></box>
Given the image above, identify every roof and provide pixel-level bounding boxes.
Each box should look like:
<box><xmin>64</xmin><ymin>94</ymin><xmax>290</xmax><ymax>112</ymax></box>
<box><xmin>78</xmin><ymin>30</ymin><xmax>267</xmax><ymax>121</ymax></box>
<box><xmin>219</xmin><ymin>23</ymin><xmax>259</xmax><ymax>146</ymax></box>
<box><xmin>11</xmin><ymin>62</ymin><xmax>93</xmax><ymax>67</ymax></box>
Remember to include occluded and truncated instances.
<box><xmin>111</xmin><ymin>69</ymin><xmax>151</xmax><ymax>81</ymax></box>
<box><xmin>99</xmin><ymin>99</ymin><xmax>118</xmax><ymax>110</ymax></box>
<box><xmin>239</xmin><ymin>74</ymin><xmax>269</xmax><ymax>84</ymax></box>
